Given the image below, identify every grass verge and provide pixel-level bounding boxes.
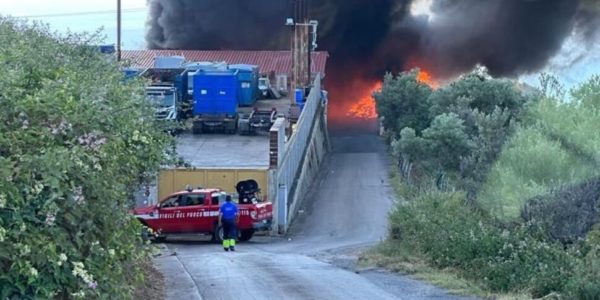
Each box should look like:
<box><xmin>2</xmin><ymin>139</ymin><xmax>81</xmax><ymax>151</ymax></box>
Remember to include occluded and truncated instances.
<box><xmin>358</xmin><ymin>240</ymin><xmax>530</xmax><ymax>300</ymax></box>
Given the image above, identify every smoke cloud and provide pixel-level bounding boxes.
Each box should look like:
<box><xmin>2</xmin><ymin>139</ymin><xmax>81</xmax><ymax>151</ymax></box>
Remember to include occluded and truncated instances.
<box><xmin>417</xmin><ymin>0</ymin><xmax>580</xmax><ymax>77</ymax></box>
<box><xmin>145</xmin><ymin>0</ymin><xmax>290</xmax><ymax>50</ymax></box>
<box><xmin>145</xmin><ymin>0</ymin><xmax>599</xmax><ymax>79</ymax></box>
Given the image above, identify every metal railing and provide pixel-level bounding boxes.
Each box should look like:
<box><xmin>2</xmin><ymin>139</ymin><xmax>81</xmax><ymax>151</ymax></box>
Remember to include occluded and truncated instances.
<box><xmin>276</xmin><ymin>75</ymin><xmax>323</xmax><ymax>231</ymax></box>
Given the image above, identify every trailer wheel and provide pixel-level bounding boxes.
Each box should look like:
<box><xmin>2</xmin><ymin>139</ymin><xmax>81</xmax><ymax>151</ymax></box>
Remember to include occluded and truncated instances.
<box><xmin>239</xmin><ymin>229</ymin><xmax>255</xmax><ymax>242</ymax></box>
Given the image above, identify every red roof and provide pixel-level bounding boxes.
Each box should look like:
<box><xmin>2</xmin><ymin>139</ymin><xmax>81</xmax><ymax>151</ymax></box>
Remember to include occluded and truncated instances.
<box><xmin>121</xmin><ymin>50</ymin><xmax>329</xmax><ymax>76</ymax></box>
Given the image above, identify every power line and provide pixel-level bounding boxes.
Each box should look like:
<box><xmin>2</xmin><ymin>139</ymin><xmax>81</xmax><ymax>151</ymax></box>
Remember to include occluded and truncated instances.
<box><xmin>16</xmin><ymin>8</ymin><xmax>145</xmax><ymax>18</ymax></box>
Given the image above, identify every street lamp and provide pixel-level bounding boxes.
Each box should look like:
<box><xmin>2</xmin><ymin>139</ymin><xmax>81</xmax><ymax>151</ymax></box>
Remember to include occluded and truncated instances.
<box><xmin>308</xmin><ymin>20</ymin><xmax>319</xmax><ymax>51</ymax></box>
<box><xmin>285</xmin><ymin>18</ymin><xmax>318</xmax><ymax>51</ymax></box>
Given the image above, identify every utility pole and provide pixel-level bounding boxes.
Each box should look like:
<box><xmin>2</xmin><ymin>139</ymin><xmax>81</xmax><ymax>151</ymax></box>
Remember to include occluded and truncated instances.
<box><xmin>117</xmin><ymin>0</ymin><xmax>122</xmax><ymax>61</ymax></box>
<box><xmin>287</xmin><ymin>0</ymin><xmax>318</xmax><ymax>106</ymax></box>
<box><xmin>294</xmin><ymin>0</ymin><xmax>308</xmax><ymax>88</ymax></box>
<box><xmin>305</xmin><ymin>0</ymin><xmax>312</xmax><ymax>87</ymax></box>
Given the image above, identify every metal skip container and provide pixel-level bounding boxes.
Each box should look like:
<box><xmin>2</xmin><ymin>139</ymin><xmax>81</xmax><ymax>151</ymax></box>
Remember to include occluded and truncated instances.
<box><xmin>229</xmin><ymin>64</ymin><xmax>259</xmax><ymax>107</ymax></box>
<box><xmin>191</xmin><ymin>69</ymin><xmax>240</xmax><ymax>133</ymax></box>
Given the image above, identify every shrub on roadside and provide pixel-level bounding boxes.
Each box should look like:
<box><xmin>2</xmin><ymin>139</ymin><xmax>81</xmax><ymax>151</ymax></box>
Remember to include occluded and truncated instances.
<box><xmin>390</xmin><ymin>189</ymin><xmax>578</xmax><ymax>297</ymax></box>
<box><xmin>0</xmin><ymin>18</ymin><xmax>172</xmax><ymax>298</ymax></box>
<box><xmin>378</xmin><ymin>63</ymin><xmax>600</xmax><ymax>299</ymax></box>
<box><xmin>383</xmin><ymin>69</ymin><xmax>536</xmax><ymax>198</ymax></box>
<box><xmin>478</xmin><ymin>126</ymin><xmax>597</xmax><ymax>221</ymax></box>
<box><xmin>562</xmin><ymin>227</ymin><xmax>600</xmax><ymax>300</ymax></box>
<box><xmin>479</xmin><ymin>76</ymin><xmax>600</xmax><ymax>223</ymax></box>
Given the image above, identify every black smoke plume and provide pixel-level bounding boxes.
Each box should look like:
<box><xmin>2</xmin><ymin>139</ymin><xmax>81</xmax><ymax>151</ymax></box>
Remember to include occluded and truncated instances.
<box><xmin>145</xmin><ymin>0</ymin><xmax>599</xmax><ymax>79</ymax></box>
<box><xmin>417</xmin><ymin>0</ymin><xmax>580</xmax><ymax>77</ymax></box>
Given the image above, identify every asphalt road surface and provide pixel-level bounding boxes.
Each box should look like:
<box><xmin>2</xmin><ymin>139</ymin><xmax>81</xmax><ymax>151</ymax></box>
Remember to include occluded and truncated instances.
<box><xmin>157</xmin><ymin>129</ymin><xmax>475</xmax><ymax>300</ymax></box>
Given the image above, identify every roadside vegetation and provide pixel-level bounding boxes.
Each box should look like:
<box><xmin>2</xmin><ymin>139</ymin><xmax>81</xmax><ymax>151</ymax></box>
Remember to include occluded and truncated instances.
<box><xmin>0</xmin><ymin>18</ymin><xmax>172</xmax><ymax>298</ymax></box>
<box><xmin>367</xmin><ymin>68</ymin><xmax>600</xmax><ymax>299</ymax></box>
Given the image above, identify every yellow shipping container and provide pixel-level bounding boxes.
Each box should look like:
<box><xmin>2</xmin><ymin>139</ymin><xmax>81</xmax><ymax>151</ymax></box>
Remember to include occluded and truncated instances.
<box><xmin>158</xmin><ymin>168</ymin><xmax>269</xmax><ymax>202</ymax></box>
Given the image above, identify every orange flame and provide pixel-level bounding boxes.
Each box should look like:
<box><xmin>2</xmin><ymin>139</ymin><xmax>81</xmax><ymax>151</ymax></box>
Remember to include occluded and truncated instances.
<box><xmin>417</xmin><ymin>70</ymin><xmax>438</xmax><ymax>88</ymax></box>
<box><xmin>347</xmin><ymin>82</ymin><xmax>382</xmax><ymax>119</ymax></box>
<box><xmin>342</xmin><ymin>69</ymin><xmax>437</xmax><ymax>121</ymax></box>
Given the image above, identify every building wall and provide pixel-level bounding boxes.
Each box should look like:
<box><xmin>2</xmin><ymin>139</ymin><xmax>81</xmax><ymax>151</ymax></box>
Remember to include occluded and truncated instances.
<box><xmin>158</xmin><ymin>168</ymin><xmax>269</xmax><ymax>202</ymax></box>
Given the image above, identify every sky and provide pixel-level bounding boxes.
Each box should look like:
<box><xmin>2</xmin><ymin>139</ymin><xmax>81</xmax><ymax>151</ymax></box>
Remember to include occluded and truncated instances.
<box><xmin>1</xmin><ymin>0</ymin><xmax>598</xmax><ymax>89</ymax></box>
<box><xmin>0</xmin><ymin>0</ymin><xmax>147</xmax><ymax>49</ymax></box>
<box><xmin>520</xmin><ymin>34</ymin><xmax>600</xmax><ymax>91</ymax></box>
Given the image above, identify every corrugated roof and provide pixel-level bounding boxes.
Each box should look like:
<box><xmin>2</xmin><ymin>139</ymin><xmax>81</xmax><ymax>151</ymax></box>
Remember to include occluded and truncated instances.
<box><xmin>121</xmin><ymin>50</ymin><xmax>329</xmax><ymax>76</ymax></box>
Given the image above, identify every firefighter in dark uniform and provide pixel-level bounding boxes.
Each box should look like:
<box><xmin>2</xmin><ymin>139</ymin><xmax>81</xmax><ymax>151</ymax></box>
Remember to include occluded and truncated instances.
<box><xmin>219</xmin><ymin>195</ymin><xmax>239</xmax><ymax>251</ymax></box>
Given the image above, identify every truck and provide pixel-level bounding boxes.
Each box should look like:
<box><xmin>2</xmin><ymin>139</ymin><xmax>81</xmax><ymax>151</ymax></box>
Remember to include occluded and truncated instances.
<box><xmin>226</xmin><ymin>65</ymin><xmax>280</xmax><ymax>135</ymax></box>
<box><xmin>184</xmin><ymin>61</ymin><xmax>228</xmax><ymax>100</ymax></box>
<box><xmin>190</xmin><ymin>64</ymin><xmax>266</xmax><ymax>134</ymax></box>
<box><xmin>140</xmin><ymin>68</ymin><xmax>190</xmax><ymax>122</ymax></box>
<box><xmin>238</xmin><ymin>107</ymin><xmax>278</xmax><ymax>135</ymax></box>
<box><xmin>191</xmin><ymin>69</ymin><xmax>240</xmax><ymax>134</ymax></box>
<box><xmin>132</xmin><ymin>180</ymin><xmax>273</xmax><ymax>242</ymax></box>
<box><xmin>258</xmin><ymin>76</ymin><xmax>282</xmax><ymax>100</ymax></box>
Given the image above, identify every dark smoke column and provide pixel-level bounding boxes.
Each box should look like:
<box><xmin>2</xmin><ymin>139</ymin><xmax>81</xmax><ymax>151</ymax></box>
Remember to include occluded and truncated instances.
<box><xmin>145</xmin><ymin>0</ymin><xmax>290</xmax><ymax>50</ymax></box>
<box><xmin>145</xmin><ymin>0</ymin><xmax>599</xmax><ymax>78</ymax></box>
<box><xmin>144</xmin><ymin>0</ymin><xmax>401</xmax><ymax>66</ymax></box>
<box><xmin>417</xmin><ymin>0</ymin><xmax>583</xmax><ymax>78</ymax></box>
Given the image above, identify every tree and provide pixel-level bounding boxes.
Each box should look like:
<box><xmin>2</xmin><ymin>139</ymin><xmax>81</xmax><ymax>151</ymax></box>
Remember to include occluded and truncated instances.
<box><xmin>374</xmin><ymin>70</ymin><xmax>433</xmax><ymax>135</ymax></box>
<box><xmin>392</xmin><ymin>127</ymin><xmax>428</xmax><ymax>179</ymax></box>
<box><xmin>458</xmin><ymin>107</ymin><xmax>514</xmax><ymax>199</ymax></box>
<box><xmin>0</xmin><ymin>18</ymin><xmax>172</xmax><ymax>298</ymax></box>
<box><xmin>393</xmin><ymin>128</ymin><xmax>428</xmax><ymax>162</ymax></box>
<box><xmin>429</xmin><ymin>72</ymin><xmax>532</xmax><ymax>133</ymax></box>
<box><xmin>571</xmin><ymin>74</ymin><xmax>600</xmax><ymax>109</ymax></box>
<box><xmin>422</xmin><ymin>113</ymin><xmax>475</xmax><ymax>170</ymax></box>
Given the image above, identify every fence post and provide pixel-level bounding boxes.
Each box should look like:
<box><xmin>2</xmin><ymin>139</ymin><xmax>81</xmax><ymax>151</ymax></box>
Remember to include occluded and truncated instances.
<box><xmin>277</xmin><ymin>183</ymin><xmax>288</xmax><ymax>234</ymax></box>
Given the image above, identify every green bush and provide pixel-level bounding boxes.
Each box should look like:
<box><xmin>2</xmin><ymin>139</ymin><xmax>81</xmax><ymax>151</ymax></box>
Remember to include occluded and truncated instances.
<box><xmin>561</xmin><ymin>227</ymin><xmax>600</xmax><ymax>299</ymax></box>
<box><xmin>390</xmin><ymin>189</ymin><xmax>576</xmax><ymax>297</ymax></box>
<box><xmin>529</xmin><ymin>95</ymin><xmax>600</xmax><ymax>163</ymax></box>
<box><xmin>385</xmin><ymin>69</ymin><xmax>535</xmax><ymax>194</ymax></box>
<box><xmin>0</xmin><ymin>18</ymin><xmax>172</xmax><ymax>298</ymax></box>
<box><xmin>565</xmin><ymin>250</ymin><xmax>600</xmax><ymax>300</ymax></box>
<box><xmin>478</xmin><ymin>127</ymin><xmax>597</xmax><ymax>220</ymax></box>
<box><xmin>428</xmin><ymin>73</ymin><xmax>531</xmax><ymax>122</ymax></box>
<box><xmin>383</xmin><ymin>71</ymin><xmax>600</xmax><ymax>298</ymax></box>
<box><xmin>478</xmin><ymin>76</ymin><xmax>600</xmax><ymax>222</ymax></box>
<box><xmin>374</xmin><ymin>70</ymin><xmax>434</xmax><ymax>134</ymax></box>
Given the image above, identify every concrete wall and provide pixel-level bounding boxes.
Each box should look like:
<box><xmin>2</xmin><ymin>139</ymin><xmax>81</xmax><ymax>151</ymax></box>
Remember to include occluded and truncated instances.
<box><xmin>286</xmin><ymin>105</ymin><xmax>329</xmax><ymax>225</ymax></box>
<box><xmin>274</xmin><ymin>75</ymin><xmax>330</xmax><ymax>233</ymax></box>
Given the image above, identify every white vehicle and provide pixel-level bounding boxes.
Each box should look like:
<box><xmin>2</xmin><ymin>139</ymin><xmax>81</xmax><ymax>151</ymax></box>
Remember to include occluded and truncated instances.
<box><xmin>258</xmin><ymin>77</ymin><xmax>271</xmax><ymax>98</ymax></box>
<box><xmin>146</xmin><ymin>86</ymin><xmax>178</xmax><ymax>121</ymax></box>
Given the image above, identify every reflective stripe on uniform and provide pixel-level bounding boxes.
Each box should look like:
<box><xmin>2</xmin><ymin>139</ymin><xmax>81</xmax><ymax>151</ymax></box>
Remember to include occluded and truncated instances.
<box><xmin>222</xmin><ymin>239</ymin><xmax>235</xmax><ymax>248</ymax></box>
